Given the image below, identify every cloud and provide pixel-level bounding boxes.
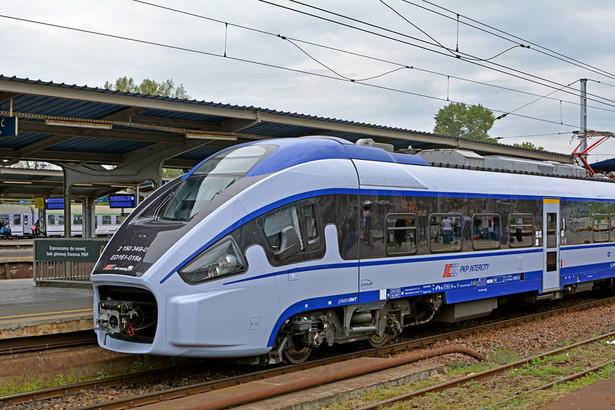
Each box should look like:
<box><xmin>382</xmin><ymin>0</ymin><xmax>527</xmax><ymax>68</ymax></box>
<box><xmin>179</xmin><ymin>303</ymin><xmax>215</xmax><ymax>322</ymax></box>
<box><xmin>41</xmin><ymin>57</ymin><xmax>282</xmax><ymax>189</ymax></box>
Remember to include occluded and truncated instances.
<box><xmin>2</xmin><ymin>0</ymin><xmax>615</xmax><ymax>160</ymax></box>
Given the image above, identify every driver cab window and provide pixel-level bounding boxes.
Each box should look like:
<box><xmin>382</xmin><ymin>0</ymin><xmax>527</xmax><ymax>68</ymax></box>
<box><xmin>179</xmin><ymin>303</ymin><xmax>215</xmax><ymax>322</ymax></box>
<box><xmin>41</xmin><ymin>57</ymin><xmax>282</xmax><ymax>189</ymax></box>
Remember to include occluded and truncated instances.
<box><xmin>258</xmin><ymin>205</ymin><xmax>304</xmax><ymax>251</ymax></box>
<box><xmin>256</xmin><ymin>201</ymin><xmax>322</xmax><ymax>263</ymax></box>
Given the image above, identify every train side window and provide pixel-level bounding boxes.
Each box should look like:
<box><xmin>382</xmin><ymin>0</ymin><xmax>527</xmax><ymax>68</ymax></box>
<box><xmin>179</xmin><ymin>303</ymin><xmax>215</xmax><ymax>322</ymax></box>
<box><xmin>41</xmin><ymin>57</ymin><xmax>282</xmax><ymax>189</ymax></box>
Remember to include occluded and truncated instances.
<box><xmin>472</xmin><ymin>214</ymin><xmax>501</xmax><ymax>250</ymax></box>
<box><xmin>72</xmin><ymin>214</ymin><xmax>83</xmax><ymax>225</ymax></box>
<box><xmin>593</xmin><ymin>214</ymin><xmax>610</xmax><ymax>243</ymax></box>
<box><xmin>257</xmin><ymin>204</ymin><xmax>305</xmax><ymax>252</ymax></box>
<box><xmin>13</xmin><ymin>215</ymin><xmax>21</xmax><ymax>225</ymax></box>
<box><xmin>386</xmin><ymin>214</ymin><xmax>417</xmax><ymax>255</ymax></box>
<box><xmin>102</xmin><ymin>215</ymin><xmax>112</xmax><ymax>225</ymax></box>
<box><xmin>610</xmin><ymin>215</ymin><xmax>615</xmax><ymax>242</ymax></box>
<box><xmin>303</xmin><ymin>204</ymin><xmax>319</xmax><ymax>243</ymax></box>
<box><xmin>509</xmin><ymin>214</ymin><xmax>534</xmax><ymax>248</ymax></box>
<box><xmin>58</xmin><ymin>215</ymin><xmax>64</xmax><ymax>226</ymax></box>
<box><xmin>430</xmin><ymin>213</ymin><xmax>462</xmax><ymax>253</ymax></box>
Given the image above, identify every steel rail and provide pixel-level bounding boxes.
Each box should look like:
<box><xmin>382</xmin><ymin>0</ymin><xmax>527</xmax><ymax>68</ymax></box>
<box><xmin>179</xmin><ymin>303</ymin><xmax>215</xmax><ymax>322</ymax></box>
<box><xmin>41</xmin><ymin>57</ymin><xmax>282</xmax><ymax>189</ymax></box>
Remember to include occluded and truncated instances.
<box><xmin>2</xmin><ymin>295</ymin><xmax>614</xmax><ymax>408</ymax></box>
<box><xmin>0</xmin><ymin>331</ymin><xmax>97</xmax><ymax>355</ymax></box>
<box><xmin>484</xmin><ymin>359</ymin><xmax>615</xmax><ymax>409</ymax></box>
<box><xmin>359</xmin><ymin>330</ymin><xmax>615</xmax><ymax>409</ymax></box>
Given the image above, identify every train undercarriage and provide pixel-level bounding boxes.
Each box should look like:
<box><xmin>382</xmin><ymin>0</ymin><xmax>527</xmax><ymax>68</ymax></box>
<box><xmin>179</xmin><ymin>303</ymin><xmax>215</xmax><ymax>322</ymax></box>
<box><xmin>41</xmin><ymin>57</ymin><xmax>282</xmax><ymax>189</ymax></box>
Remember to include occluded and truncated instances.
<box><xmin>266</xmin><ymin>294</ymin><xmax>443</xmax><ymax>365</ymax></box>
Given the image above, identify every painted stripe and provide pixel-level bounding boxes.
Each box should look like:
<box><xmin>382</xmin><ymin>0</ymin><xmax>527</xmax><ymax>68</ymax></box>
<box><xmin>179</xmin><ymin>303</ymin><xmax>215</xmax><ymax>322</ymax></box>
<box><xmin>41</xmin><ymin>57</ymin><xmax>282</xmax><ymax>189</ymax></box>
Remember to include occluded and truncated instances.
<box><xmin>159</xmin><ymin>186</ymin><xmax>615</xmax><ymax>284</ymax></box>
<box><xmin>224</xmin><ymin>247</ymin><xmax>542</xmax><ymax>286</ymax></box>
<box><xmin>0</xmin><ymin>308</ymin><xmax>93</xmax><ymax>320</ymax></box>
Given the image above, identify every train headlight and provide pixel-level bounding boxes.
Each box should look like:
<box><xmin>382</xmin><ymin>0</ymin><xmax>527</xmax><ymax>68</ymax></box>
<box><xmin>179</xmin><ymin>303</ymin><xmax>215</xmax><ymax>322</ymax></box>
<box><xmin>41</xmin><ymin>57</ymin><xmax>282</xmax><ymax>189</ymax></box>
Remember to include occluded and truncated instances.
<box><xmin>178</xmin><ymin>238</ymin><xmax>246</xmax><ymax>284</ymax></box>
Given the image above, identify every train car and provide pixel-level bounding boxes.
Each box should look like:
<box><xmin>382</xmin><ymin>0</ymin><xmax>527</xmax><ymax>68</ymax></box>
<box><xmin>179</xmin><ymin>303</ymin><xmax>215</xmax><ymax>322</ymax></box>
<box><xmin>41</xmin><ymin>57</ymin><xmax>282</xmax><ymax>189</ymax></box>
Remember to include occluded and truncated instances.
<box><xmin>91</xmin><ymin>137</ymin><xmax>615</xmax><ymax>365</ymax></box>
<box><xmin>0</xmin><ymin>204</ymin><xmax>38</xmax><ymax>237</ymax></box>
<box><xmin>46</xmin><ymin>205</ymin><xmax>127</xmax><ymax>237</ymax></box>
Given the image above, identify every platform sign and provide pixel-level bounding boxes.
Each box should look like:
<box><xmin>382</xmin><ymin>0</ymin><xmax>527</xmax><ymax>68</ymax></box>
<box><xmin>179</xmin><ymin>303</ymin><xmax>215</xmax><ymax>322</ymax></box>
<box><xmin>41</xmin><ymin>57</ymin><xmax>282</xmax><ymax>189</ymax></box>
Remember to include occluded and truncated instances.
<box><xmin>34</xmin><ymin>197</ymin><xmax>45</xmax><ymax>209</ymax></box>
<box><xmin>109</xmin><ymin>194</ymin><xmax>136</xmax><ymax>208</ymax></box>
<box><xmin>0</xmin><ymin>117</ymin><xmax>17</xmax><ymax>137</ymax></box>
<box><xmin>44</xmin><ymin>197</ymin><xmax>64</xmax><ymax>209</ymax></box>
<box><xmin>34</xmin><ymin>238</ymin><xmax>108</xmax><ymax>262</ymax></box>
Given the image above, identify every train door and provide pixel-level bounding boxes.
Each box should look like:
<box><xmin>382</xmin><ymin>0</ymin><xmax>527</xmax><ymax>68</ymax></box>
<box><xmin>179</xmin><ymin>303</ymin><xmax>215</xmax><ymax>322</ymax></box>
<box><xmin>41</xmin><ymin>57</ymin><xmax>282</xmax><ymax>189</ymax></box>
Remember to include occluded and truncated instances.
<box><xmin>542</xmin><ymin>198</ymin><xmax>560</xmax><ymax>292</ymax></box>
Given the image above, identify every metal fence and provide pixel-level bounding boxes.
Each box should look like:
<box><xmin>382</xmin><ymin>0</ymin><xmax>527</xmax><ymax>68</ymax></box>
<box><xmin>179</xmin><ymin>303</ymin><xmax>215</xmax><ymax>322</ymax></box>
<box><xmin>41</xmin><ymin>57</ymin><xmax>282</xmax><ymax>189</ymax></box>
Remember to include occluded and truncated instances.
<box><xmin>33</xmin><ymin>238</ymin><xmax>108</xmax><ymax>287</ymax></box>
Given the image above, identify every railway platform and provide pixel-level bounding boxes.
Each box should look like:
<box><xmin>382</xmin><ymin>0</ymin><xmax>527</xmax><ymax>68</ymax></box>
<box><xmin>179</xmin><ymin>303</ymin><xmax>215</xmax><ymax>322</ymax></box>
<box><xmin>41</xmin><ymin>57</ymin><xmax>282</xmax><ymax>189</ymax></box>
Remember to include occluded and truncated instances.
<box><xmin>0</xmin><ymin>278</ymin><xmax>93</xmax><ymax>339</ymax></box>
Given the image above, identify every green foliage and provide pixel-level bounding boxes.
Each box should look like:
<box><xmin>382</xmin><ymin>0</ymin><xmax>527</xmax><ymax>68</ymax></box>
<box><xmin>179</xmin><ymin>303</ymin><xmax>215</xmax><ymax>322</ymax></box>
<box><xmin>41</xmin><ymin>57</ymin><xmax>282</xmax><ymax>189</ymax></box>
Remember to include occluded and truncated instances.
<box><xmin>104</xmin><ymin>77</ymin><xmax>190</xmax><ymax>99</ymax></box>
<box><xmin>514</xmin><ymin>141</ymin><xmax>545</xmax><ymax>151</ymax></box>
<box><xmin>162</xmin><ymin>168</ymin><xmax>185</xmax><ymax>179</ymax></box>
<box><xmin>434</xmin><ymin>102</ymin><xmax>496</xmax><ymax>143</ymax></box>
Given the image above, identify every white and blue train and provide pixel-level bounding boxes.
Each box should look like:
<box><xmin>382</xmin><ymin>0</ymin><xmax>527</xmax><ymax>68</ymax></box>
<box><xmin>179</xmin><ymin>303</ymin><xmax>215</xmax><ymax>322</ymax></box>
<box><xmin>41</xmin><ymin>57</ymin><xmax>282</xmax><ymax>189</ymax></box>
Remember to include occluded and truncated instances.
<box><xmin>92</xmin><ymin>137</ymin><xmax>615</xmax><ymax>364</ymax></box>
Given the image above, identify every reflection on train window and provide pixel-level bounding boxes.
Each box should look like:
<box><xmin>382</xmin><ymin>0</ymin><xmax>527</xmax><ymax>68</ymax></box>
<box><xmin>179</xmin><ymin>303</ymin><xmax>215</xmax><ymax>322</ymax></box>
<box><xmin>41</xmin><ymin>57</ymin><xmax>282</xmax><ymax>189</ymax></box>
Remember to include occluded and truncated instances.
<box><xmin>257</xmin><ymin>205</ymin><xmax>304</xmax><ymax>252</ymax></box>
<box><xmin>593</xmin><ymin>214</ymin><xmax>610</xmax><ymax>243</ymax></box>
<box><xmin>611</xmin><ymin>215</ymin><xmax>615</xmax><ymax>242</ymax></box>
<box><xmin>13</xmin><ymin>214</ymin><xmax>21</xmax><ymax>225</ymax></box>
<box><xmin>58</xmin><ymin>215</ymin><xmax>64</xmax><ymax>225</ymax></box>
<box><xmin>162</xmin><ymin>175</ymin><xmax>237</xmax><ymax>221</ymax></box>
<box><xmin>102</xmin><ymin>215</ymin><xmax>112</xmax><ymax>225</ymax></box>
<box><xmin>72</xmin><ymin>214</ymin><xmax>83</xmax><ymax>225</ymax></box>
<box><xmin>386</xmin><ymin>214</ymin><xmax>417</xmax><ymax>255</ymax></box>
<box><xmin>430</xmin><ymin>214</ymin><xmax>462</xmax><ymax>253</ymax></box>
<box><xmin>509</xmin><ymin>214</ymin><xmax>534</xmax><ymax>248</ymax></box>
<box><xmin>115</xmin><ymin>216</ymin><xmax>123</xmax><ymax>225</ymax></box>
<box><xmin>472</xmin><ymin>214</ymin><xmax>501</xmax><ymax>250</ymax></box>
<box><xmin>569</xmin><ymin>216</ymin><xmax>592</xmax><ymax>244</ymax></box>
<box><xmin>303</xmin><ymin>204</ymin><xmax>319</xmax><ymax>242</ymax></box>
<box><xmin>546</xmin><ymin>213</ymin><xmax>557</xmax><ymax>248</ymax></box>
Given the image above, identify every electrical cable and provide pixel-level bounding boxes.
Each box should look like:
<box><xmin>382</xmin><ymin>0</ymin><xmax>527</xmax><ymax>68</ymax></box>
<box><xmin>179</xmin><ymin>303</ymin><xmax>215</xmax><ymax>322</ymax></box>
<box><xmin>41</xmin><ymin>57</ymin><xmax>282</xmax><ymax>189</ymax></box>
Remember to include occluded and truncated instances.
<box><xmin>271</xmin><ymin>0</ymin><xmax>615</xmax><ymax>107</ymax></box>
<box><xmin>0</xmin><ymin>12</ymin><xmax>580</xmax><ymax>131</ymax></box>
<box><xmin>134</xmin><ymin>0</ymin><xmax>615</xmax><ymax>112</ymax></box>
<box><xmin>381</xmin><ymin>0</ymin><xmax>528</xmax><ymax>63</ymax></box>
<box><xmin>406</xmin><ymin>0</ymin><xmax>615</xmax><ymax>81</ymax></box>
<box><xmin>131</xmin><ymin>0</ymin><xmax>614</xmax><ymax>113</ymax></box>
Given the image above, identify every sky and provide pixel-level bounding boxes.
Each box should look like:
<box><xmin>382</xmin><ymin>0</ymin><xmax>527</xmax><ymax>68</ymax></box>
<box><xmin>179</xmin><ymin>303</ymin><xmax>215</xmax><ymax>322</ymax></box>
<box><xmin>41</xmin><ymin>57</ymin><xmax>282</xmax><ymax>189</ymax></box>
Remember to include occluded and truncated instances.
<box><xmin>3</xmin><ymin>0</ymin><xmax>615</xmax><ymax>162</ymax></box>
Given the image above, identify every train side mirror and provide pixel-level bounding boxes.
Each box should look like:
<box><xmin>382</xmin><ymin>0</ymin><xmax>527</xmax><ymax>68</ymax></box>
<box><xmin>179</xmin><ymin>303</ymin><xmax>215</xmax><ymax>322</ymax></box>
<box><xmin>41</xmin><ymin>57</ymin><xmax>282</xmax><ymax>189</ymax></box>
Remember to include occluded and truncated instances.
<box><xmin>274</xmin><ymin>226</ymin><xmax>301</xmax><ymax>261</ymax></box>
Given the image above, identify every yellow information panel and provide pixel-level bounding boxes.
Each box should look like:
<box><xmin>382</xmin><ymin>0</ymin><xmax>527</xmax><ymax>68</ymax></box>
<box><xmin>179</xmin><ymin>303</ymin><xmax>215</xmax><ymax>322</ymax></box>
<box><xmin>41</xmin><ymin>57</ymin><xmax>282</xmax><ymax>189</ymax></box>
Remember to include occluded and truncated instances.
<box><xmin>34</xmin><ymin>197</ymin><xmax>44</xmax><ymax>209</ymax></box>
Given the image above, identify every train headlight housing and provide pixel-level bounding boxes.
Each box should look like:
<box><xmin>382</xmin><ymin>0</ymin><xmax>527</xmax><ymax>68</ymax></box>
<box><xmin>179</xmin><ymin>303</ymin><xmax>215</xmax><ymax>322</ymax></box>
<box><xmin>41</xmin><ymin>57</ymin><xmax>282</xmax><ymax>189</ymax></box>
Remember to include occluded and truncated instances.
<box><xmin>178</xmin><ymin>238</ymin><xmax>246</xmax><ymax>284</ymax></box>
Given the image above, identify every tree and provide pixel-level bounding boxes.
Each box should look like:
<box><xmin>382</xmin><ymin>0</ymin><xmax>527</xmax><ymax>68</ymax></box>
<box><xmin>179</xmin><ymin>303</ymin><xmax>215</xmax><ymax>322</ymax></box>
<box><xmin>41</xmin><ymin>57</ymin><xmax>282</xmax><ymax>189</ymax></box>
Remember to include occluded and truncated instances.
<box><xmin>104</xmin><ymin>77</ymin><xmax>190</xmax><ymax>99</ymax></box>
<box><xmin>513</xmin><ymin>141</ymin><xmax>544</xmax><ymax>151</ymax></box>
<box><xmin>433</xmin><ymin>102</ymin><xmax>496</xmax><ymax>143</ymax></box>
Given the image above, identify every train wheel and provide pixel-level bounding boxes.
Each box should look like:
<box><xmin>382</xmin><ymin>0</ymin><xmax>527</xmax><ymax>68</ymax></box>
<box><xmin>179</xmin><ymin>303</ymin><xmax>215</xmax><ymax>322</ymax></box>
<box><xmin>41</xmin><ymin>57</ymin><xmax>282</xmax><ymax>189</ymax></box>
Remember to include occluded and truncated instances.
<box><xmin>283</xmin><ymin>345</ymin><xmax>312</xmax><ymax>364</ymax></box>
<box><xmin>367</xmin><ymin>333</ymin><xmax>388</xmax><ymax>348</ymax></box>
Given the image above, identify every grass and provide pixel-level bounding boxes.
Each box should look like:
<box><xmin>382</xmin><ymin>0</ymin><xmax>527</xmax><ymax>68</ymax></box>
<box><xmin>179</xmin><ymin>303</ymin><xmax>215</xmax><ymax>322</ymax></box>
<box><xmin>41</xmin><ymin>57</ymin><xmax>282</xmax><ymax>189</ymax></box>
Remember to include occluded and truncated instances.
<box><xmin>324</xmin><ymin>337</ymin><xmax>615</xmax><ymax>409</ymax></box>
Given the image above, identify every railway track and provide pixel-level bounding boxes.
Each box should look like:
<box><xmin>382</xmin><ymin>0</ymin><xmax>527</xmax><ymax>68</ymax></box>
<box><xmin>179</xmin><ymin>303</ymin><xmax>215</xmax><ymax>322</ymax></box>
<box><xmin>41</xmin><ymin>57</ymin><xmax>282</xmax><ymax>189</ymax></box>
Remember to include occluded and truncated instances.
<box><xmin>359</xmin><ymin>331</ymin><xmax>615</xmax><ymax>409</ymax></box>
<box><xmin>2</xmin><ymin>295</ymin><xmax>614</xmax><ymax>409</ymax></box>
<box><xmin>0</xmin><ymin>330</ymin><xmax>96</xmax><ymax>355</ymax></box>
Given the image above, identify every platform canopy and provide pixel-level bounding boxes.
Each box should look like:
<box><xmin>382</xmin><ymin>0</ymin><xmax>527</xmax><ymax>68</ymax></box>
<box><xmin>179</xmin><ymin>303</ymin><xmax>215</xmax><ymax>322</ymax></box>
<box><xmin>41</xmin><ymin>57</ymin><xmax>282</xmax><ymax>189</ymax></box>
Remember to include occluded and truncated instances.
<box><xmin>0</xmin><ymin>74</ymin><xmax>573</xmax><ymax>201</ymax></box>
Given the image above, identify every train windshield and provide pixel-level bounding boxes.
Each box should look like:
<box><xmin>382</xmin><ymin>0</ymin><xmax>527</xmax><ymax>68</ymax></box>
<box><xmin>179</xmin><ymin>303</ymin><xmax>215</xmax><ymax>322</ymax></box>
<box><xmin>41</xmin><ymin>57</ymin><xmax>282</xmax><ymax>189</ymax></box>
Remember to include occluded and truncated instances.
<box><xmin>161</xmin><ymin>144</ymin><xmax>274</xmax><ymax>221</ymax></box>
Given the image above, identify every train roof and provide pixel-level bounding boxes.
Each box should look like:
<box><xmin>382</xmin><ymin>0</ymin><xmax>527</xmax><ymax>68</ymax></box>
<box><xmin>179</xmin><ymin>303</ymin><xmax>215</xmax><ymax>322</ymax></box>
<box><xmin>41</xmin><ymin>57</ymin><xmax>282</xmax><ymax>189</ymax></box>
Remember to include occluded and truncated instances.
<box><xmin>248</xmin><ymin>137</ymin><xmax>432</xmax><ymax>177</ymax></box>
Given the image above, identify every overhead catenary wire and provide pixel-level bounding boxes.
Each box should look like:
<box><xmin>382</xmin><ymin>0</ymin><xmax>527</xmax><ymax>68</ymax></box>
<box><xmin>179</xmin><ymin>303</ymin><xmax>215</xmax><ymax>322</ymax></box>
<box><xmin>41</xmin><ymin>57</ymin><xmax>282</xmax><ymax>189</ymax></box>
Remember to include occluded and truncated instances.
<box><xmin>272</xmin><ymin>0</ymin><xmax>615</xmax><ymax>108</ymax></box>
<box><xmin>136</xmin><ymin>0</ymin><xmax>615</xmax><ymax>114</ymax></box>
<box><xmin>380</xmin><ymin>0</ymin><xmax>528</xmax><ymax>63</ymax></box>
<box><xmin>0</xmin><ymin>12</ymin><xmax>581</xmax><ymax>131</ymax></box>
<box><xmin>403</xmin><ymin>0</ymin><xmax>615</xmax><ymax>82</ymax></box>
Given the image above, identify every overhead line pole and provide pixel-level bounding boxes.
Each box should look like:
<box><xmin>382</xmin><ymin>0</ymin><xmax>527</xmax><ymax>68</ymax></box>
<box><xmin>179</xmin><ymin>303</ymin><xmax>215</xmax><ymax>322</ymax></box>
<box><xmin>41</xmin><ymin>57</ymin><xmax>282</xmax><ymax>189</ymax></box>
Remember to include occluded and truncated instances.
<box><xmin>580</xmin><ymin>79</ymin><xmax>588</xmax><ymax>159</ymax></box>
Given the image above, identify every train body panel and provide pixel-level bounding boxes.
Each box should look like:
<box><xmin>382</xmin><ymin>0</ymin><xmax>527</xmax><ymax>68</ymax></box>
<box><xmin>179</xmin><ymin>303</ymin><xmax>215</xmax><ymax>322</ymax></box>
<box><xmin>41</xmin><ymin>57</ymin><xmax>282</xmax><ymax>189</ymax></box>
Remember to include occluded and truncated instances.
<box><xmin>91</xmin><ymin>137</ymin><xmax>615</xmax><ymax>363</ymax></box>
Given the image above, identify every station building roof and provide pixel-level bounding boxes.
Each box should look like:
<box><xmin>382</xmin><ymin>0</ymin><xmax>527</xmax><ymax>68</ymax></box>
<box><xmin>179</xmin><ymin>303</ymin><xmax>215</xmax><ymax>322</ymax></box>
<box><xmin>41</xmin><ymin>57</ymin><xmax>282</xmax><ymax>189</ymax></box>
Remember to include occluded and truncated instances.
<box><xmin>0</xmin><ymin>74</ymin><xmax>573</xmax><ymax>199</ymax></box>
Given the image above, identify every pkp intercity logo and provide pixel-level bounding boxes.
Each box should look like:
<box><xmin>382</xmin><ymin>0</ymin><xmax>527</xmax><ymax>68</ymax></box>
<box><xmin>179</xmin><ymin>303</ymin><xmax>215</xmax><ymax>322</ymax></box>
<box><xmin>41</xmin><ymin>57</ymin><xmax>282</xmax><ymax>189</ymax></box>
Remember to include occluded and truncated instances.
<box><xmin>443</xmin><ymin>263</ymin><xmax>459</xmax><ymax>278</ymax></box>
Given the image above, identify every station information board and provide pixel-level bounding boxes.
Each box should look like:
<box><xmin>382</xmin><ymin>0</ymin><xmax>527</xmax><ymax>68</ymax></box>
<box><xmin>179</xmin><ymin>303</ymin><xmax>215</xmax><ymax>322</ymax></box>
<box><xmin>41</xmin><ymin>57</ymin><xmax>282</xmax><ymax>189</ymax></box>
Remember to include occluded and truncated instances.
<box><xmin>44</xmin><ymin>198</ymin><xmax>64</xmax><ymax>210</ymax></box>
<box><xmin>109</xmin><ymin>194</ymin><xmax>136</xmax><ymax>208</ymax></box>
